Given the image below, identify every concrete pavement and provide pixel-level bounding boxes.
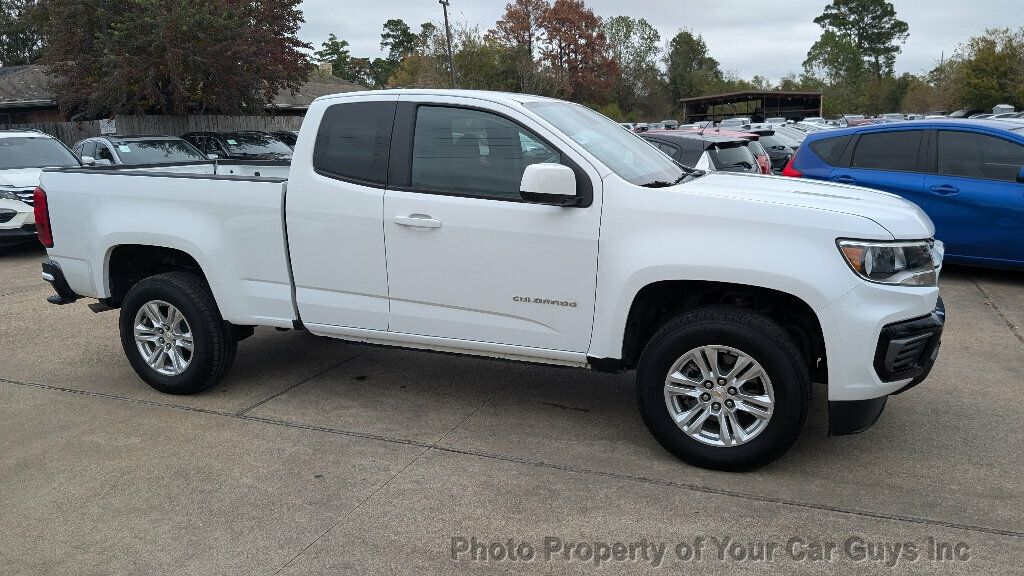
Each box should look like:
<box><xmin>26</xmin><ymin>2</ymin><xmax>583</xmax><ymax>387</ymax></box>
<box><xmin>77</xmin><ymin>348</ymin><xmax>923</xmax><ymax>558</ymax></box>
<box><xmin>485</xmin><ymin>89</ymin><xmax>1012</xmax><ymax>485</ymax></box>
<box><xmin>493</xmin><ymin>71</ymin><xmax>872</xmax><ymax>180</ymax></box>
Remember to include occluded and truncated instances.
<box><xmin>1</xmin><ymin>242</ymin><xmax>1022</xmax><ymax>575</ymax></box>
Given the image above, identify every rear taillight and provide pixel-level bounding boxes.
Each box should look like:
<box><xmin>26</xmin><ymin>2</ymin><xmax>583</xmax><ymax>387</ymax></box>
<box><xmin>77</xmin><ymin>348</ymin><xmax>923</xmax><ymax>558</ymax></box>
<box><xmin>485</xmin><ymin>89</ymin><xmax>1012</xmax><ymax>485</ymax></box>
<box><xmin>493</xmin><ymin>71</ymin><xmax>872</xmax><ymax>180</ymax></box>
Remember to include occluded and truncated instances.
<box><xmin>781</xmin><ymin>153</ymin><xmax>802</xmax><ymax>177</ymax></box>
<box><xmin>33</xmin><ymin>186</ymin><xmax>53</xmax><ymax>247</ymax></box>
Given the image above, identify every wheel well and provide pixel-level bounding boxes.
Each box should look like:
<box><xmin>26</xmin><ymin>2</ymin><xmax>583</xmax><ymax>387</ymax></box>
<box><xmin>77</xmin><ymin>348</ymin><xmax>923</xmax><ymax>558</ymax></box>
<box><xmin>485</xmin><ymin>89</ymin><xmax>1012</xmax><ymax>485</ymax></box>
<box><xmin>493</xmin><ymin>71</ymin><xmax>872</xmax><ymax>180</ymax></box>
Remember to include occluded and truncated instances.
<box><xmin>106</xmin><ymin>245</ymin><xmax>207</xmax><ymax>306</ymax></box>
<box><xmin>621</xmin><ymin>281</ymin><xmax>827</xmax><ymax>382</ymax></box>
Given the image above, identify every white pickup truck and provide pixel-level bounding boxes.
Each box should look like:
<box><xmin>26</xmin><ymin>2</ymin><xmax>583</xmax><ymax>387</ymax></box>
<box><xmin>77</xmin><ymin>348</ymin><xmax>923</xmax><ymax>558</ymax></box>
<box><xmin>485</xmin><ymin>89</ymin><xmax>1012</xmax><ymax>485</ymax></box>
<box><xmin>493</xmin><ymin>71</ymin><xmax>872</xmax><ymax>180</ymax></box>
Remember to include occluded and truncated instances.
<box><xmin>36</xmin><ymin>90</ymin><xmax>945</xmax><ymax>470</ymax></box>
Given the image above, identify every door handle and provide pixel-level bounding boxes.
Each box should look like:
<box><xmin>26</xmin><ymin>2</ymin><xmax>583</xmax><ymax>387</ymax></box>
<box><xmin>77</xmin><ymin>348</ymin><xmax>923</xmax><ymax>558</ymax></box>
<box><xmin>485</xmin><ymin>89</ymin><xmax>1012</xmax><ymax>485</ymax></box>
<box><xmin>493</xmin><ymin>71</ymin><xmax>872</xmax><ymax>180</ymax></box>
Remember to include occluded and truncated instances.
<box><xmin>929</xmin><ymin>184</ymin><xmax>959</xmax><ymax>196</ymax></box>
<box><xmin>832</xmin><ymin>175</ymin><xmax>856</xmax><ymax>184</ymax></box>
<box><xmin>393</xmin><ymin>214</ymin><xmax>442</xmax><ymax>229</ymax></box>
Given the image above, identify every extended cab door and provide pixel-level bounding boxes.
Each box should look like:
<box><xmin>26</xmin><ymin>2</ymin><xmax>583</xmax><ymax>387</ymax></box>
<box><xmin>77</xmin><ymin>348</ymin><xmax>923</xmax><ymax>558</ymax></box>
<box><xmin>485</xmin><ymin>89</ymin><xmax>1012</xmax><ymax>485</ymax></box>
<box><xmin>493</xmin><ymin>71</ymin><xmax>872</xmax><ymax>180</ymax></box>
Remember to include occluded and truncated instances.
<box><xmin>827</xmin><ymin>129</ymin><xmax>926</xmax><ymax>206</ymax></box>
<box><xmin>286</xmin><ymin>96</ymin><xmax>397</xmax><ymax>330</ymax></box>
<box><xmin>382</xmin><ymin>97</ymin><xmax>602</xmax><ymax>353</ymax></box>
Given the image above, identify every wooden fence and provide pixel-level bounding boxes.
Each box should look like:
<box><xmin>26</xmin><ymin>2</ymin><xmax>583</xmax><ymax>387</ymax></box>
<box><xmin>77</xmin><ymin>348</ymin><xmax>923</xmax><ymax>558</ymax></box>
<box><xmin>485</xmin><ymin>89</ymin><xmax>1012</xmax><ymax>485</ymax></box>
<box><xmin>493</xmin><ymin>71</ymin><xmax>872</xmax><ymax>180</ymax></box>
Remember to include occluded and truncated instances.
<box><xmin>1</xmin><ymin>114</ymin><xmax>304</xmax><ymax>146</ymax></box>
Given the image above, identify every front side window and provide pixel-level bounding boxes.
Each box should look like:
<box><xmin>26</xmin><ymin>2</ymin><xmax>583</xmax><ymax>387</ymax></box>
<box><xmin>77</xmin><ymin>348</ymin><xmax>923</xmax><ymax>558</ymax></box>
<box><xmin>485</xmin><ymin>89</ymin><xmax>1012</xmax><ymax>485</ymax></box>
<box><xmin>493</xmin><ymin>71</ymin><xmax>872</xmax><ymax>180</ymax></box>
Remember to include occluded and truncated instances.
<box><xmin>851</xmin><ymin>131</ymin><xmax>921</xmax><ymax>171</ymax></box>
<box><xmin>0</xmin><ymin>136</ymin><xmax>79</xmax><ymax>169</ymax></box>
<box><xmin>313</xmin><ymin>101</ymin><xmax>396</xmax><ymax>185</ymax></box>
<box><xmin>410</xmin><ymin>106</ymin><xmax>561</xmax><ymax>200</ymax></box>
<box><xmin>95</xmin><ymin>144</ymin><xmax>115</xmax><ymax>163</ymax></box>
<box><xmin>524</xmin><ymin>101</ymin><xmax>684</xmax><ymax>185</ymax></box>
<box><xmin>937</xmin><ymin>131</ymin><xmax>1024</xmax><ymax>182</ymax></box>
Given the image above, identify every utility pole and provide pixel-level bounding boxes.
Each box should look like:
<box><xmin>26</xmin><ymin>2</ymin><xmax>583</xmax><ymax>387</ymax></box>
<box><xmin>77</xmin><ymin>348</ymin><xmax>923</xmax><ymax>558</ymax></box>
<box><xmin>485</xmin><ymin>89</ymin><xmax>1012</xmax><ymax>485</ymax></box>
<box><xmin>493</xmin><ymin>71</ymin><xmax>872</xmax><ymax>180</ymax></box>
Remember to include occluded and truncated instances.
<box><xmin>439</xmin><ymin>0</ymin><xmax>456</xmax><ymax>88</ymax></box>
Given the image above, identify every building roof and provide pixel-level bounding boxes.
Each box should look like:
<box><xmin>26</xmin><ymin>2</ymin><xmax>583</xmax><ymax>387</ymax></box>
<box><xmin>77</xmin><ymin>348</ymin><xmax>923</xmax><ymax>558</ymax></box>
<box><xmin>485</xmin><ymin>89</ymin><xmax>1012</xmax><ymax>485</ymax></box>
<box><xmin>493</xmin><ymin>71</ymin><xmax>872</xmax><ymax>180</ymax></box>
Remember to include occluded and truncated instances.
<box><xmin>679</xmin><ymin>90</ymin><xmax>822</xmax><ymax>105</ymax></box>
<box><xmin>0</xmin><ymin>64</ymin><xmax>365</xmax><ymax>111</ymax></box>
<box><xmin>0</xmin><ymin>65</ymin><xmax>55</xmax><ymax>108</ymax></box>
<box><xmin>269</xmin><ymin>70</ymin><xmax>364</xmax><ymax>110</ymax></box>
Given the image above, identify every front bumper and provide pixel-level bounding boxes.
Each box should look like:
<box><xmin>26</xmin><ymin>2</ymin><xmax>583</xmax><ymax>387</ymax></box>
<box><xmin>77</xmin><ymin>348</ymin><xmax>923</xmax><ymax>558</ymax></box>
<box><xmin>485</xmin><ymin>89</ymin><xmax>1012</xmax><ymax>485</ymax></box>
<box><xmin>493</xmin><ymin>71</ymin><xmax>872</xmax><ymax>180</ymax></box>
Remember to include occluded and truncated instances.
<box><xmin>828</xmin><ymin>297</ymin><xmax>945</xmax><ymax>435</ymax></box>
<box><xmin>0</xmin><ymin>224</ymin><xmax>37</xmax><ymax>246</ymax></box>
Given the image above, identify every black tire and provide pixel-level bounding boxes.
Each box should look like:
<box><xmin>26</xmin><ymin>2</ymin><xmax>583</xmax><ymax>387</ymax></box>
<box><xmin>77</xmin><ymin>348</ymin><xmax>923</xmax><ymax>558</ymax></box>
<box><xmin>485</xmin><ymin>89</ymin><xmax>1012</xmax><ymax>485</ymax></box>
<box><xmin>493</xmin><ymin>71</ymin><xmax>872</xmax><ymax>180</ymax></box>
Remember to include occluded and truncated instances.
<box><xmin>636</xmin><ymin>306</ymin><xmax>810</xmax><ymax>471</ymax></box>
<box><xmin>119</xmin><ymin>271</ymin><xmax>236</xmax><ymax>394</ymax></box>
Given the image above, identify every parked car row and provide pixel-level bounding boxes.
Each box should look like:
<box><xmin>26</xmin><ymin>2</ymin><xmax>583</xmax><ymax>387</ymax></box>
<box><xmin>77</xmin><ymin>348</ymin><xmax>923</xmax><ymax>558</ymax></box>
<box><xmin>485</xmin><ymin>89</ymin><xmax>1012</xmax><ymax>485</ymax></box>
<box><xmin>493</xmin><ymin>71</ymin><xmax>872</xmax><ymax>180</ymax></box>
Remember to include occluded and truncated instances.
<box><xmin>0</xmin><ymin>128</ymin><xmax>299</xmax><ymax>246</ymax></box>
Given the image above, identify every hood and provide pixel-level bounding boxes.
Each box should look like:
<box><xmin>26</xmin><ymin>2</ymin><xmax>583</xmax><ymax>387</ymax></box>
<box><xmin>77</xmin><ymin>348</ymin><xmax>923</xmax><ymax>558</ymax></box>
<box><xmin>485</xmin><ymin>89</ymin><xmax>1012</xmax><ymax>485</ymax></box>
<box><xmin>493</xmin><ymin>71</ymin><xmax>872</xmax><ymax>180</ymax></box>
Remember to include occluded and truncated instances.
<box><xmin>685</xmin><ymin>172</ymin><xmax>934</xmax><ymax>240</ymax></box>
<box><xmin>0</xmin><ymin>168</ymin><xmax>44</xmax><ymax>189</ymax></box>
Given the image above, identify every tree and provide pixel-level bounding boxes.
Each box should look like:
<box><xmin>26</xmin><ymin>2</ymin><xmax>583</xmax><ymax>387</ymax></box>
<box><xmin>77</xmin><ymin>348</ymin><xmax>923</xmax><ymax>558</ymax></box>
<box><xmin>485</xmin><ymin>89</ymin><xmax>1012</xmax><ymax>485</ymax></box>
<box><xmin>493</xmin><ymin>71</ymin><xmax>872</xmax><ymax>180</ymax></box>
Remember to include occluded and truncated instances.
<box><xmin>946</xmin><ymin>27</ymin><xmax>1024</xmax><ymax>110</ymax></box>
<box><xmin>489</xmin><ymin>0</ymin><xmax>548</xmax><ymax>59</ymax></box>
<box><xmin>806</xmin><ymin>0</ymin><xmax>908</xmax><ymax>83</ymax></box>
<box><xmin>0</xmin><ymin>0</ymin><xmax>45</xmax><ymax>66</ymax></box>
<box><xmin>315</xmin><ymin>34</ymin><xmax>362</xmax><ymax>84</ymax></box>
<box><xmin>664</xmin><ymin>29</ymin><xmax>722</xmax><ymax>105</ymax></box>
<box><xmin>42</xmin><ymin>0</ymin><xmax>311</xmax><ymax>118</ymax></box>
<box><xmin>380</xmin><ymin>18</ymin><xmax>419</xmax><ymax>62</ymax></box>
<box><xmin>537</xmin><ymin>0</ymin><xmax>617</xmax><ymax>103</ymax></box>
<box><xmin>603</xmin><ymin>16</ymin><xmax>666</xmax><ymax>118</ymax></box>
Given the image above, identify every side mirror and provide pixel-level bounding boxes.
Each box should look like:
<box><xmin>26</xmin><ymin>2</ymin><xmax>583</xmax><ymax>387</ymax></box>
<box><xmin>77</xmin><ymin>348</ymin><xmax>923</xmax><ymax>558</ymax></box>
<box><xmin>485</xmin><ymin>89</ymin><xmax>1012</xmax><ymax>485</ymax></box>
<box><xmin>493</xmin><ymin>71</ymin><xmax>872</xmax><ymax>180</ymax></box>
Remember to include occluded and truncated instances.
<box><xmin>1018</xmin><ymin>166</ymin><xmax>1024</xmax><ymax>184</ymax></box>
<box><xmin>80</xmin><ymin>156</ymin><xmax>96</xmax><ymax>166</ymax></box>
<box><xmin>519</xmin><ymin>164</ymin><xmax>579</xmax><ymax>206</ymax></box>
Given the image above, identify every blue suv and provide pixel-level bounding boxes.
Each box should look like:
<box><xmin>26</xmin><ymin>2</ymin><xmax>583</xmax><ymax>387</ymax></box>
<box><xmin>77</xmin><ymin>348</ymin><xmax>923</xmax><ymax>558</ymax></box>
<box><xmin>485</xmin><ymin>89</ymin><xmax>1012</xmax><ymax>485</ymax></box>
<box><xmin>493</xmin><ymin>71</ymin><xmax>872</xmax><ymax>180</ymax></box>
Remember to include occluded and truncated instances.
<box><xmin>785</xmin><ymin>120</ymin><xmax>1024</xmax><ymax>268</ymax></box>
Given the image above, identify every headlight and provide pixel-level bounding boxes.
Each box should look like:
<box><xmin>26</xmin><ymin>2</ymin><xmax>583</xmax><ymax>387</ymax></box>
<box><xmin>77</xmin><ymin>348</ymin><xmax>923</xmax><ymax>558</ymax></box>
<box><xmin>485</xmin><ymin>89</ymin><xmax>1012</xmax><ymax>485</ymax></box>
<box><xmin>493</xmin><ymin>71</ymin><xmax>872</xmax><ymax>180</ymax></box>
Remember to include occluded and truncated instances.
<box><xmin>837</xmin><ymin>239</ymin><xmax>943</xmax><ymax>286</ymax></box>
<box><xmin>0</xmin><ymin>190</ymin><xmax>22</xmax><ymax>202</ymax></box>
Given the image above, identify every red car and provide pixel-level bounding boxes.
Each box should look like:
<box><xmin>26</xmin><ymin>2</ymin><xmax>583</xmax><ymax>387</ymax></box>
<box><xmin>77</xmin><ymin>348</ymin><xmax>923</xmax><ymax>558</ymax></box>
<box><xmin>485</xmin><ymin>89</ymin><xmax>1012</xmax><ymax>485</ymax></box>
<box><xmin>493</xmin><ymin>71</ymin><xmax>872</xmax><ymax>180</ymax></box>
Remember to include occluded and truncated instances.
<box><xmin>680</xmin><ymin>127</ymin><xmax>772</xmax><ymax>174</ymax></box>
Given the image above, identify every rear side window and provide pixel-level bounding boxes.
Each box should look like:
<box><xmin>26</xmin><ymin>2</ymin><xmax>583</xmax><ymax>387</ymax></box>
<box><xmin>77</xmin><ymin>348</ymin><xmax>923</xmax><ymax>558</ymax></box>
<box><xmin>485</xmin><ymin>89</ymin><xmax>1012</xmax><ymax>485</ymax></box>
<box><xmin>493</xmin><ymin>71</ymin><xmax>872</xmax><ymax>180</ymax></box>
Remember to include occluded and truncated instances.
<box><xmin>314</xmin><ymin>101</ymin><xmax>397</xmax><ymax>185</ymax></box>
<box><xmin>850</xmin><ymin>131</ymin><xmax>921</xmax><ymax>171</ymax></box>
<box><xmin>808</xmin><ymin>135</ymin><xmax>852</xmax><ymax>165</ymax></box>
<box><xmin>937</xmin><ymin>131</ymin><xmax>1024</xmax><ymax>182</ymax></box>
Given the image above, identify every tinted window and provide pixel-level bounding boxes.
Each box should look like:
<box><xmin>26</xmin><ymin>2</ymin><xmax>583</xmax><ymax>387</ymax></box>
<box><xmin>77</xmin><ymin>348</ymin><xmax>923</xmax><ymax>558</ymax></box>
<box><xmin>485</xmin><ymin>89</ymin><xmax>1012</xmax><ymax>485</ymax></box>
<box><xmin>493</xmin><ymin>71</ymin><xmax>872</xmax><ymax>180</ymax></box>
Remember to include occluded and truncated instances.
<box><xmin>112</xmin><ymin>140</ymin><xmax>206</xmax><ymax>164</ymax></box>
<box><xmin>95</xmin><ymin>144</ymin><xmax>115</xmax><ymax>163</ymax></box>
<box><xmin>808</xmin><ymin>135</ymin><xmax>851</xmax><ymax>165</ymax></box>
<box><xmin>709</xmin><ymin>143</ymin><xmax>757</xmax><ymax>172</ymax></box>
<box><xmin>937</xmin><ymin>131</ymin><xmax>1024</xmax><ymax>182</ymax></box>
<box><xmin>313</xmin><ymin>101</ymin><xmax>396</xmax><ymax>185</ymax></box>
<box><xmin>758</xmin><ymin>134</ymin><xmax>789</xmax><ymax>150</ymax></box>
<box><xmin>220</xmin><ymin>132</ymin><xmax>292</xmax><ymax>157</ymax></box>
<box><xmin>411</xmin><ymin>106</ymin><xmax>561</xmax><ymax>200</ymax></box>
<box><xmin>851</xmin><ymin>131</ymin><xmax>921</xmax><ymax>171</ymax></box>
<box><xmin>0</xmin><ymin>136</ymin><xmax>79</xmax><ymax>169</ymax></box>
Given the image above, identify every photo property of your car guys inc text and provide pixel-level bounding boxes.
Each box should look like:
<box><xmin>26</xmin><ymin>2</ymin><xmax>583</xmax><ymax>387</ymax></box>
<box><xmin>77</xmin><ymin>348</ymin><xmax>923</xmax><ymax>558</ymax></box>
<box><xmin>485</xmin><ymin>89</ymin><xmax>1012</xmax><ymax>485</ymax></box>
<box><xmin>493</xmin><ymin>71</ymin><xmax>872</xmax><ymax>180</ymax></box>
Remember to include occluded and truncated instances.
<box><xmin>2</xmin><ymin>0</ymin><xmax>1023</xmax><ymax>574</ymax></box>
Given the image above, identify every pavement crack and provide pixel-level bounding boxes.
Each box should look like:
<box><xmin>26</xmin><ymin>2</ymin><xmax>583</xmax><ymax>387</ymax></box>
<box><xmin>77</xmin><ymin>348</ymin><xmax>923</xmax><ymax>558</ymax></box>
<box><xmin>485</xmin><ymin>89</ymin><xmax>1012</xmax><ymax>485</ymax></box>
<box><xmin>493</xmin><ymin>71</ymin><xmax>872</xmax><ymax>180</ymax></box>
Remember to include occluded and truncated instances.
<box><xmin>970</xmin><ymin>277</ymin><xmax>1024</xmax><ymax>345</ymax></box>
<box><xmin>235</xmin><ymin>351</ymin><xmax>365</xmax><ymax>416</ymax></box>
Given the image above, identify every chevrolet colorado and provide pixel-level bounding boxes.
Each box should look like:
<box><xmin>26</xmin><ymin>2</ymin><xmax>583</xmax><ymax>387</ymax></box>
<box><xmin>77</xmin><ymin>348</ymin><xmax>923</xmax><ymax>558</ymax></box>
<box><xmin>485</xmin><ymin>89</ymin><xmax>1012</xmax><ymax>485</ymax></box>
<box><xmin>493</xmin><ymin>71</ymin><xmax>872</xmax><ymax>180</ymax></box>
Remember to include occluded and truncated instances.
<box><xmin>36</xmin><ymin>90</ymin><xmax>945</xmax><ymax>470</ymax></box>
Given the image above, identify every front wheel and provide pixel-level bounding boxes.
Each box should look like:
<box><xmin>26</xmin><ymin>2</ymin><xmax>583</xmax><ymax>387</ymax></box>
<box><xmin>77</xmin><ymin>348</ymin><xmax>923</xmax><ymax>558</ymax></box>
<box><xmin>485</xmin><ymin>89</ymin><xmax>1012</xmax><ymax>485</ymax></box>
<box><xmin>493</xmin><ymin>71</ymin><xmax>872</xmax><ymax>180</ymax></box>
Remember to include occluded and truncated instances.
<box><xmin>636</xmin><ymin>306</ymin><xmax>810</xmax><ymax>471</ymax></box>
<box><xmin>119</xmin><ymin>272</ymin><xmax>236</xmax><ymax>394</ymax></box>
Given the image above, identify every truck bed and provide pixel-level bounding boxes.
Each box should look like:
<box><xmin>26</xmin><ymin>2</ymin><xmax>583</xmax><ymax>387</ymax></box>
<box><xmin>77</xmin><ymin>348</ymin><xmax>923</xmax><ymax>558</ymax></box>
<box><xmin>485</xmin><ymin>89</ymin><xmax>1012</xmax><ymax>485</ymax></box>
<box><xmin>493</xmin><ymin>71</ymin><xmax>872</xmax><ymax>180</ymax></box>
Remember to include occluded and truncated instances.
<box><xmin>40</xmin><ymin>163</ymin><xmax>297</xmax><ymax>328</ymax></box>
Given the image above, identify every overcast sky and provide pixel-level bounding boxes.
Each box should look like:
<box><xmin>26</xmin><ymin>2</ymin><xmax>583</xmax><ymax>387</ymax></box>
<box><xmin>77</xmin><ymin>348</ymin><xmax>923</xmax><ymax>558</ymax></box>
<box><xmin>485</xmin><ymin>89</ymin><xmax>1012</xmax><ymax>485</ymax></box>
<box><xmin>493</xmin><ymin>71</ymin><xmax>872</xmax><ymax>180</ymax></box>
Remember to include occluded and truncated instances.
<box><xmin>298</xmin><ymin>0</ymin><xmax>1024</xmax><ymax>81</ymax></box>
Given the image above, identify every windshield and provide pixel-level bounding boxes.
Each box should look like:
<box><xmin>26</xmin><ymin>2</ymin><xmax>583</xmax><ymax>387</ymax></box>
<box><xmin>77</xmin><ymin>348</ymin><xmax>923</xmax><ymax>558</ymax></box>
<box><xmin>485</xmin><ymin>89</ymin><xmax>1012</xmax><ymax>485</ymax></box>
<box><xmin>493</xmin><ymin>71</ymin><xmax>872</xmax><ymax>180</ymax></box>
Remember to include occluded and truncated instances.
<box><xmin>524</xmin><ymin>101</ymin><xmax>685</xmax><ymax>186</ymax></box>
<box><xmin>0</xmin><ymin>136</ymin><xmax>79</xmax><ymax>169</ymax></box>
<box><xmin>709</xmin><ymin>143</ymin><xmax>757</xmax><ymax>172</ymax></box>
<box><xmin>221</xmin><ymin>133</ymin><xmax>293</xmax><ymax>156</ymax></box>
<box><xmin>113</xmin><ymin>140</ymin><xmax>206</xmax><ymax>165</ymax></box>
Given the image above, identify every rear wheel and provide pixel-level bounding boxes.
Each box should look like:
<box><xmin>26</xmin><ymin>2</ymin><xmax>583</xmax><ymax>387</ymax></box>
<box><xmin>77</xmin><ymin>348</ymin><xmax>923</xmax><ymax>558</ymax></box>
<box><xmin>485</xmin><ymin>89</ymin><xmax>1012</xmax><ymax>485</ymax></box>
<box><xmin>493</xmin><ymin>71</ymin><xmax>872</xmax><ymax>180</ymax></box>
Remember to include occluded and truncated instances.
<box><xmin>636</xmin><ymin>306</ymin><xmax>809</xmax><ymax>471</ymax></box>
<box><xmin>119</xmin><ymin>272</ymin><xmax>236</xmax><ymax>394</ymax></box>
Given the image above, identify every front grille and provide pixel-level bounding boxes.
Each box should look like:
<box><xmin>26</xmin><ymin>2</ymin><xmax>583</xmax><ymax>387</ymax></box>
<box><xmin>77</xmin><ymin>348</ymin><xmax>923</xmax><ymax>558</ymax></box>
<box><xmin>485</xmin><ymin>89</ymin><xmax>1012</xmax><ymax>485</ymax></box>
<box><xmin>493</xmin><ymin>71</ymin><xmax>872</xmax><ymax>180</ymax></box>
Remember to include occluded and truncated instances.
<box><xmin>12</xmin><ymin>188</ymin><xmax>34</xmax><ymax>206</ymax></box>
